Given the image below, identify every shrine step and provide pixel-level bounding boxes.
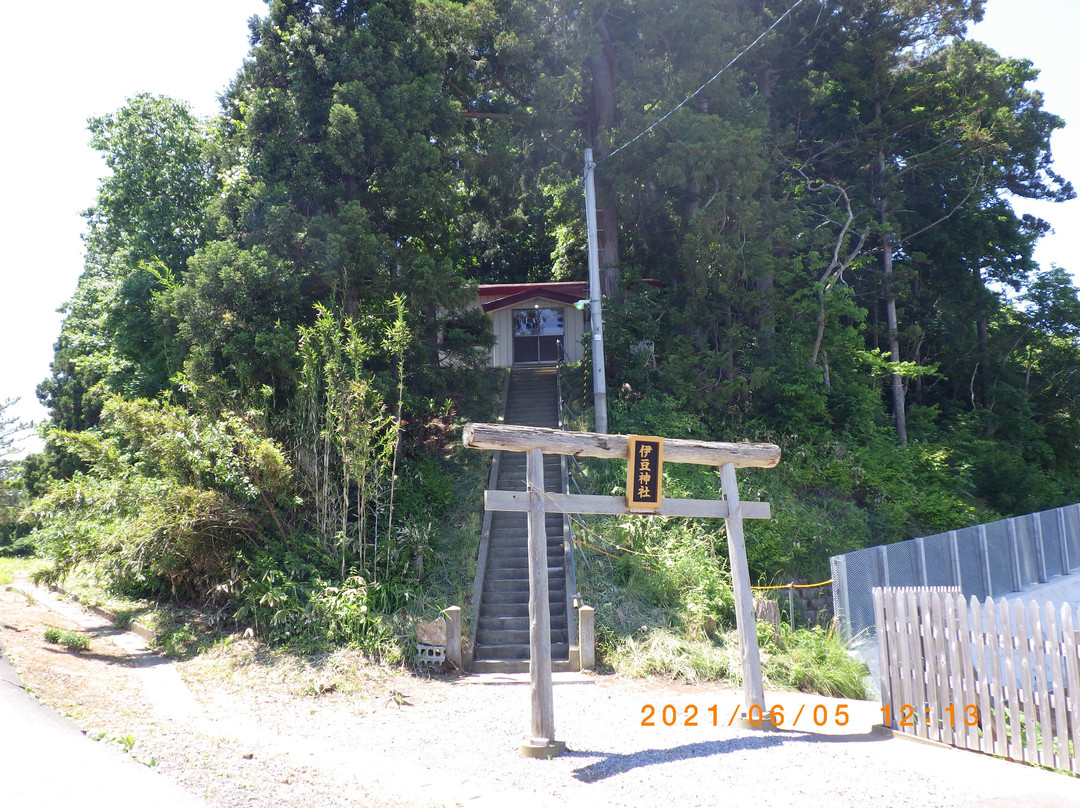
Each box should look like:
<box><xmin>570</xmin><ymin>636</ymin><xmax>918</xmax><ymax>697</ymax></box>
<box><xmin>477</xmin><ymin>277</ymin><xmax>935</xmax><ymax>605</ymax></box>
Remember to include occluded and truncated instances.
<box><xmin>488</xmin><ymin>526</ymin><xmax>562</xmax><ymax>540</ymax></box>
<box><xmin>469</xmin><ymin>658</ymin><xmax>576</xmax><ymax>674</ymax></box>
<box><xmin>481</xmin><ymin>589</ymin><xmax>566</xmax><ymax>605</ymax></box>
<box><xmin>472</xmin><ymin>642</ymin><xmax>570</xmax><ymax>662</ymax></box>
<box><xmin>470</xmin><ymin>365</ymin><xmax>571</xmax><ymax>675</ymax></box>
<box><xmin>479</xmin><ymin>615</ymin><xmax>567</xmax><ymax>633</ymax></box>
<box><xmin>473</xmin><ymin>629</ymin><xmax>568</xmax><ymax>647</ymax></box>
<box><xmin>485</xmin><ymin>565</ymin><xmax>565</xmax><ymax>580</ymax></box>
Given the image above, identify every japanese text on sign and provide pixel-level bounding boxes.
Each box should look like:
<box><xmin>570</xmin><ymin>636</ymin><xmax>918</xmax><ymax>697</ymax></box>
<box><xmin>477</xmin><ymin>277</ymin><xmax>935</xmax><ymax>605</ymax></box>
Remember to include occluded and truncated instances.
<box><xmin>626</xmin><ymin>435</ymin><xmax>663</xmax><ymax>510</ymax></box>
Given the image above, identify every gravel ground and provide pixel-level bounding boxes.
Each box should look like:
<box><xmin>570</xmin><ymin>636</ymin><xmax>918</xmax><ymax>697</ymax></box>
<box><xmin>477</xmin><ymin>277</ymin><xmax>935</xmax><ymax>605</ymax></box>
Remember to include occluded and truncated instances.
<box><xmin>2</xmin><ymin>581</ymin><xmax>1080</xmax><ymax>808</ymax></box>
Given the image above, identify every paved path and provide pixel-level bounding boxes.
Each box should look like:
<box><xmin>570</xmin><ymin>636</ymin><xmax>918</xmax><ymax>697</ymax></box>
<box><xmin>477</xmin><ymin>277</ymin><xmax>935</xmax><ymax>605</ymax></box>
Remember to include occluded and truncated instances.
<box><xmin>0</xmin><ymin>639</ymin><xmax>209</xmax><ymax>807</ymax></box>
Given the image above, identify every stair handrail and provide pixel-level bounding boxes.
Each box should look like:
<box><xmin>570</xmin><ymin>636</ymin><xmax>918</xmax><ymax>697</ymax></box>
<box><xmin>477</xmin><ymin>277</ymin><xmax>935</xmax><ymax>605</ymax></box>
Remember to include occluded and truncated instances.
<box><xmin>467</xmin><ymin>368</ymin><xmax>514</xmax><ymax>668</ymax></box>
<box><xmin>555</xmin><ymin>360</ymin><xmax>586</xmax><ymax>624</ymax></box>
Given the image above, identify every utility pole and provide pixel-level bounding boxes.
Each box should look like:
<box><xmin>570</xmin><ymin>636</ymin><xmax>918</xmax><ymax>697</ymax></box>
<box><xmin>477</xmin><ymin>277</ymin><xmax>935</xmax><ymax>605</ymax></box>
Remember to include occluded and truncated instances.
<box><xmin>583</xmin><ymin>148</ymin><xmax>608</xmax><ymax>434</ymax></box>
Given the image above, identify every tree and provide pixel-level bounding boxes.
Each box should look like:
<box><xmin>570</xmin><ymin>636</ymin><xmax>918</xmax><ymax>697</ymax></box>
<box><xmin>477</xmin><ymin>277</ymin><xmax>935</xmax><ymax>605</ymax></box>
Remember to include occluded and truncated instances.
<box><xmin>783</xmin><ymin>2</ymin><xmax>1070</xmax><ymax>440</ymax></box>
<box><xmin>225</xmin><ymin>3</ymin><xmax>464</xmax><ymax>295</ymax></box>
<box><xmin>38</xmin><ymin>95</ymin><xmax>215</xmax><ymax>433</ymax></box>
<box><xmin>0</xmin><ymin>398</ymin><xmax>32</xmax><ymax>553</ymax></box>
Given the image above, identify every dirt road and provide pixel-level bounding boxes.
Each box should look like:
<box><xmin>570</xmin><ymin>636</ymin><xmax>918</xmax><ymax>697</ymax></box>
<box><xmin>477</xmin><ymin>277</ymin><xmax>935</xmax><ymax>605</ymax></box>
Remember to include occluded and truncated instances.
<box><xmin>2</xmin><ymin>581</ymin><xmax>1078</xmax><ymax>808</ymax></box>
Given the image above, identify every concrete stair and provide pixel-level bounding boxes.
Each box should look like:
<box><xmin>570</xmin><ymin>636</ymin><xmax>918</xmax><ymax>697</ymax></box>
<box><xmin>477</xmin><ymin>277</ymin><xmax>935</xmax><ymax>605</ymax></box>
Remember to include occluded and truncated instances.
<box><xmin>472</xmin><ymin>366</ymin><xmax>573</xmax><ymax>674</ymax></box>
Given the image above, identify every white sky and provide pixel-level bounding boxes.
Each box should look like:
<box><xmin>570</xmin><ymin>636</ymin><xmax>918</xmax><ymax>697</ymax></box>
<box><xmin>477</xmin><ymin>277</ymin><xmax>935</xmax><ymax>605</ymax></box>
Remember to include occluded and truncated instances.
<box><xmin>0</xmin><ymin>0</ymin><xmax>265</xmax><ymax>452</ymax></box>
<box><xmin>1</xmin><ymin>0</ymin><xmax>1077</xmax><ymax>455</ymax></box>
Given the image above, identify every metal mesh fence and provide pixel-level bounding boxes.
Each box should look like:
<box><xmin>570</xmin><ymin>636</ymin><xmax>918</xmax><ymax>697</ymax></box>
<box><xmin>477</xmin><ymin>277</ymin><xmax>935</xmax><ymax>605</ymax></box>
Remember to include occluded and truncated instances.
<box><xmin>983</xmin><ymin>519</ymin><xmax>1013</xmax><ymax>596</ymax></box>
<box><xmin>955</xmin><ymin>527</ymin><xmax>986</xmax><ymax>600</ymax></box>
<box><xmin>1040</xmin><ymin>510</ymin><xmax>1064</xmax><ymax>579</ymax></box>
<box><xmin>1066</xmin><ymin>507</ymin><xmax>1080</xmax><ymax>569</ymax></box>
<box><xmin>884</xmin><ymin>541</ymin><xmax>919</xmax><ymax>587</ymax></box>
<box><xmin>1062</xmin><ymin>507</ymin><xmax>1080</xmax><ymax>570</ymax></box>
<box><xmin>1014</xmin><ymin>514</ymin><xmax>1039</xmax><ymax>588</ymax></box>
<box><xmin>832</xmin><ymin>503</ymin><xmax>1080</xmax><ymax>639</ymax></box>
<box><xmin>923</xmin><ymin>532</ymin><xmax>953</xmax><ymax>587</ymax></box>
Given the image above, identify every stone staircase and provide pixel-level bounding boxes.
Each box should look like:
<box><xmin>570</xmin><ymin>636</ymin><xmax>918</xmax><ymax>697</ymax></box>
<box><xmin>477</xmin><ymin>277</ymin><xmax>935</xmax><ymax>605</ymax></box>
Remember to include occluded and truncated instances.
<box><xmin>471</xmin><ymin>366</ymin><xmax>573</xmax><ymax>674</ymax></box>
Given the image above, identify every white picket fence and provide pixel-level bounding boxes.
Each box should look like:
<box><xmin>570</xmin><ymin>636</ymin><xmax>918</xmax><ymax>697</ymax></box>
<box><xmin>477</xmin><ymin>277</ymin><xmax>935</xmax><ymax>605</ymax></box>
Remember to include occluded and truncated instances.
<box><xmin>873</xmin><ymin>587</ymin><xmax>1080</xmax><ymax>774</ymax></box>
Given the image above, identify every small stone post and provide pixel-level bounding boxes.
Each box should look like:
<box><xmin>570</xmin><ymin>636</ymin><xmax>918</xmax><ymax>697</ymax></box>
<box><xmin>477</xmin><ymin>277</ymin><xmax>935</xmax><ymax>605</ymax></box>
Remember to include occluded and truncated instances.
<box><xmin>578</xmin><ymin>605</ymin><xmax>595</xmax><ymax>670</ymax></box>
<box><xmin>445</xmin><ymin>606</ymin><xmax>462</xmax><ymax>669</ymax></box>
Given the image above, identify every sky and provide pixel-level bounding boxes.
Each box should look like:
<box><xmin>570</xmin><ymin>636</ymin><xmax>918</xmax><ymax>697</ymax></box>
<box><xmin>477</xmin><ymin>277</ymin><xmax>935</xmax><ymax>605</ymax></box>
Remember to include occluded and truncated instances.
<box><xmin>1</xmin><ymin>0</ymin><xmax>1078</xmax><ymax>455</ymax></box>
<box><xmin>0</xmin><ymin>0</ymin><xmax>266</xmax><ymax>453</ymax></box>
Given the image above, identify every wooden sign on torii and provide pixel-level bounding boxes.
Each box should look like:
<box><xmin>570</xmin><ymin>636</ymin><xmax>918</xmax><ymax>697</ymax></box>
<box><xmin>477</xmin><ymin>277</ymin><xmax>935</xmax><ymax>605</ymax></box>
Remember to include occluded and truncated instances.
<box><xmin>462</xmin><ymin>423</ymin><xmax>781</xmax><ymax>758</ymax></box>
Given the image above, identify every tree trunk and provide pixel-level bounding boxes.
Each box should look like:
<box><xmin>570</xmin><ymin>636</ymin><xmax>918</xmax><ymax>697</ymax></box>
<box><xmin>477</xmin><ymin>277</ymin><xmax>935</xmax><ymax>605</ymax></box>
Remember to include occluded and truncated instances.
<box><xmin>973</xmin><ymin>266</ymin><xmax>992</xmax><ymax>420</ymax></box>
<box><xmin>755</xmin><ymin>61</ymin><xmax>776</xmax><ymax>340</ymax></box>
<box><xmin>878</xmin><ymin>148</ymin><xmax>907</xmax><ymax>443</ymax></box>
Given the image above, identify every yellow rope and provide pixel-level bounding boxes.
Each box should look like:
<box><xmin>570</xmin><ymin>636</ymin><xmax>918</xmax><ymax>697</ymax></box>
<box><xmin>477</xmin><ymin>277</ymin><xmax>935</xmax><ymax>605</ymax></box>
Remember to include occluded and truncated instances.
<box><xmin>751</xmin><ymin>579</ymin><xmax>834</xmax><ymax>591</ymax></box>
<box><xmin>570</xmin><ymin>534</ymin><xmax>661</xmax><ymax>574</ymax></box>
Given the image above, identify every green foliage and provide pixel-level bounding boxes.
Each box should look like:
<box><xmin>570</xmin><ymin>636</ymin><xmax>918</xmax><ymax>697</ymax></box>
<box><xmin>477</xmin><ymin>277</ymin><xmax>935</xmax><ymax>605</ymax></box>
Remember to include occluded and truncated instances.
<box><xmin>171</xmin><ymin>242</ymin><xmax>309</xmax><ymax>397</ymax></box>
<box><xmin>160</xmin><ymin>624</ymin><xmax>199</xmax><ymax>659</ymax></box>
<box><xmin>578</xmin><ymin>512</ymin><xmax>736</xmax><ymax>660</ymax></box>
<box><xmin>225</xmin><ymin>551</ymin><xmax>403</xmax><ymax>657</ymax></box>
<box><xmin>608</xmin><ymin>389</ymin><xmax>707</xmax><ymax>441</ymax></box>
<box><xmin>601</xmin><ymin>623</ymin><xmax>868</xmax><ymax>700</ymax></box>
<box><xmin>25</xmin><ymin>395</ymin><xmax>295</xmax><ymax>602</ymax></box>
<box><xmin>603</xmin><ymin>629</ymin><xmax>737</xmax><ymax>684</ymax></box>
<box><xmin>291</xmin><ymin>301</ymin><xmax>413</xmax><ymax>580</ymax></box>
<box><xmin>739</xmin><ymin>431</ymin><xmax>988</xmax><ymax>581</ymax></box>
<box><xmin>37</xmin><ymin>95</ymin><xmax>215</xmax><ymax>432</ymax></box>
<box><xmin>23</xmin><ymin>0</ymin><xmax>1080</xmax><ymax>682</ymax></box>
<box><xmin>392</xmin><ymin>458</ymin><xmax>453</xmax><ymax>521</ymax></box>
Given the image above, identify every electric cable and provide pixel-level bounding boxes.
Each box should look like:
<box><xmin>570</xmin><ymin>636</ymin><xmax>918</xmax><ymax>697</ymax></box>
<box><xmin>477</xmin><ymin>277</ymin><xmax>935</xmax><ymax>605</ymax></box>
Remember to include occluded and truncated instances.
<box><xmin>598</xmin><ymin>0</ymin><xmax>809</xmax><ymax>167</ymax></box>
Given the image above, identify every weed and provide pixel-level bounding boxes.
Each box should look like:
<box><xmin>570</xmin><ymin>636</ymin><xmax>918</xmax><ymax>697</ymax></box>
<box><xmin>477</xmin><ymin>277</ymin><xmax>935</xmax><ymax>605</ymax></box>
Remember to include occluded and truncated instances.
<box><xmin>160</xmin><ymin>624</ymin><xmax>197</xmax><ymax>659</ymax></box>
<box><xmin>43</xmin><ymin>626</ymin><xmax>90</xmax><ymax>653</ymax></box>
<box><xmin>605</xmin><ymin>628</ymin><xmax>737</xmax><ymax>683</ymax></box>
<box><xmin>93</xmin><ymin>732</ymin><xmax>137</xmax><ymax>754</ymax></box>
<box><xmin>112</xmin><ymin>610</ymin><xmax>139</xmax><ymax>630</ymax></box>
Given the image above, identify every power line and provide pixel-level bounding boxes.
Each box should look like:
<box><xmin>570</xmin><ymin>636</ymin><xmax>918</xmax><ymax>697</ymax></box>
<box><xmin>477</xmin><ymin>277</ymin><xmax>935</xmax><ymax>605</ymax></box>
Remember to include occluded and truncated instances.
<box><xmin>598</xmin><ymin>0</ymin><xmax>810</xmax><ymax>167</ymax></box>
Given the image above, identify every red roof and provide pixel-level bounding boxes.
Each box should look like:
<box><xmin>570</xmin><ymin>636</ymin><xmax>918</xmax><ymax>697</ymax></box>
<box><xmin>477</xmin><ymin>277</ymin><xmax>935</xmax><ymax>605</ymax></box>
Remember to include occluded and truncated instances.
<box><xmin>475</xmin><ymin>279</ymin><xmax>660</xmax><ymax>313</ymax></box>
<box><xmin>477</xmin><ymin>282</ymin><xmax>589</xmax><ymax>313</ymax></box>
<box><xmin>481</xmin><ymin>289</ymin><xmax>584</xmax><ymax>313</ymax></box>
<box><xmin>477</xmin><ymin>281</ymin><xmax>588</xmax><ymax>298</ymax></box>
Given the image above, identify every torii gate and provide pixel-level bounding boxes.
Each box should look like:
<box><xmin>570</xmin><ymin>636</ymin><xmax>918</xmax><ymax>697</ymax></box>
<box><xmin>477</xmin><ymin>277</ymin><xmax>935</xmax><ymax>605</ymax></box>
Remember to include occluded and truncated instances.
<box><xmin>463</xmin><ymin>423</ymin><xmax>781</xmax><ymax>757</ymax></box>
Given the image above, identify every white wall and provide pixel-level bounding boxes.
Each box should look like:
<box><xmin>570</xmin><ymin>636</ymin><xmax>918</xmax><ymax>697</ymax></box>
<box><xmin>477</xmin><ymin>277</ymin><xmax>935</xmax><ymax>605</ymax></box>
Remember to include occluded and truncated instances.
<box><xmin>488</xmin><ymin>298</ymin><xmax>587</xmax><ymax>367</ymax></box>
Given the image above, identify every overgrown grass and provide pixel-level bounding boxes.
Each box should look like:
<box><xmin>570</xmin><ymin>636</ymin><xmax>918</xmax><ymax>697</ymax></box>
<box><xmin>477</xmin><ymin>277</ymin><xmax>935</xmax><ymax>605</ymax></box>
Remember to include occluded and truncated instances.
<box><xmin>764</xmin><ymin>625</ymin><xmax>869</xmax><ymax>699</ymax></box>
<box><xmin>576</xmin><ymin>505</ymin><xmax>869</xmax><ymax>699</ymax></box>
<box><xmin>598</xmin><ymin>621</ymin><xmax>868</xmax><ymax>699</ymax></box>
<box><xmin>0</xmin><ymin>555</ymin><xmax>48</xmax><ymax>586</ymax></box>
<box><xmin>603</xmin><ymin>628</ymin><xmax>739</xmax><ymax>683</ymax></box>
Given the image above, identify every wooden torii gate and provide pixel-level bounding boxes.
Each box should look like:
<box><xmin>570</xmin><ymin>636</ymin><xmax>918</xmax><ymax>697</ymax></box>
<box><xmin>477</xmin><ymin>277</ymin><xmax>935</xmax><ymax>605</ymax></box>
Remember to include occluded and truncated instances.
<box><xmin>463</xmin><ymin>423</ymin><xmax>781</xmax><ymax>757</ymax></box>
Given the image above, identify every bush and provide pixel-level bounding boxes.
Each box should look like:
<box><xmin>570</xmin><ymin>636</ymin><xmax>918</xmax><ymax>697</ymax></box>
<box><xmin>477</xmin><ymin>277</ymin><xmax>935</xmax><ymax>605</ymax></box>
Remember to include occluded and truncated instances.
<box><xmin>25</xmin><ymin>395</ymin><xmax>294</xmax><ymax>602</ymax></box>
<box><xmin>225</xmin><ymin>549</ymin><xmax>408</xmax><ymax>658</ymax></box>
